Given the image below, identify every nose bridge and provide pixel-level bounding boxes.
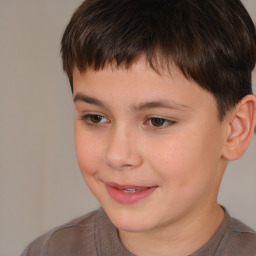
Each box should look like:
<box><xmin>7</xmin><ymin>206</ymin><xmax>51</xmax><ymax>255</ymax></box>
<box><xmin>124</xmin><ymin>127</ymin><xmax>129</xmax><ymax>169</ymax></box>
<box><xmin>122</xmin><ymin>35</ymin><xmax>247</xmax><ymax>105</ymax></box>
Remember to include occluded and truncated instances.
<box><xmin>104</xmin><ymin>123</ymin><xmax>142</xmax><ymax>170</ymax></box>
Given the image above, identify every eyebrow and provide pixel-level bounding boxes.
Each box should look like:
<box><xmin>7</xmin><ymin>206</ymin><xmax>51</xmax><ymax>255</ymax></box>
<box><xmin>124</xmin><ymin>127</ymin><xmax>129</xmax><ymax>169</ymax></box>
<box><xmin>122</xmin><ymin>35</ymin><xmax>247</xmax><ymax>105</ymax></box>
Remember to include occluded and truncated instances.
<box><xmin>73</xmin><ymin>93</ymin><xmax>189</xmax><ymax>111</ymax></box>
<box><xmin>73</xmin><ymin>93</ymin><xmax>107</xmax><ymax>108</ymax></box>
<box><xmin>131</xmin><ymin>100</ymin><xmax>189</xmax><ymax>111</ymax></box>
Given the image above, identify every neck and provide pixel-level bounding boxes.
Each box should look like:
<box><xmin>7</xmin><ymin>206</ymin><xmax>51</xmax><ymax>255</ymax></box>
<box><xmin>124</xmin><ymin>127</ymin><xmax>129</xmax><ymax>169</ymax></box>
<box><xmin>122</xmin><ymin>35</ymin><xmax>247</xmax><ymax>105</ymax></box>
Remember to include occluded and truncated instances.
<box><xmin>118</xmin><ymin>204</ymin><xmax>225</xmax><ymax>256</ymax></box>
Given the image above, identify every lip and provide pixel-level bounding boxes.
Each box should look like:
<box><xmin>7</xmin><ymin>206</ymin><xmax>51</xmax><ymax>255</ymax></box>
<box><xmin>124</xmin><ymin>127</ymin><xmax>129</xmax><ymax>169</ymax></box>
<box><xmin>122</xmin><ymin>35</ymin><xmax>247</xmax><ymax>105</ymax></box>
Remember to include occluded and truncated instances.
<box><xmin>105</xmin><ymin>182</ymin><xmax>158</xmax><ymax>204</ymax></box>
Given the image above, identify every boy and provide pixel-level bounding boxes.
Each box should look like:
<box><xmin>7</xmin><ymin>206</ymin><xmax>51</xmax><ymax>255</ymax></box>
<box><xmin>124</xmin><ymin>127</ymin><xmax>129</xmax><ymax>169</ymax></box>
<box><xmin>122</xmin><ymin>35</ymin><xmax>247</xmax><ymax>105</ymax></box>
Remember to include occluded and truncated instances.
<box><xmin>21</xmin><ymin>0</ymin><xmax>256</xmax><ymax>255</ymax></box>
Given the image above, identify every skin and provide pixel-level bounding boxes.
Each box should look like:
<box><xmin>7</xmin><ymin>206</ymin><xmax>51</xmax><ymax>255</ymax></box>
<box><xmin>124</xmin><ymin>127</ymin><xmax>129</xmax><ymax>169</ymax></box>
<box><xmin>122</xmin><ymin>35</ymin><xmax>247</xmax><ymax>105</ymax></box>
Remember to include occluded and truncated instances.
<box><xmin>72</xmin><ymin>58</ymin><xmax>238</xmax><ymax>256</ymax></box>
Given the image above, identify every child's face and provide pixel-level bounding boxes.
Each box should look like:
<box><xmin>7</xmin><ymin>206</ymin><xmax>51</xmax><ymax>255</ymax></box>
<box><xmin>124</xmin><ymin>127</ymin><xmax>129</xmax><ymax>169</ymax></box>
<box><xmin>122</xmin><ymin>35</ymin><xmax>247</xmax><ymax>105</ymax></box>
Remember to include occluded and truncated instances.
<box><xmin>73</xmin><ymin>58</ymin><xmax>228</xmax><ymax>233</ymax></box>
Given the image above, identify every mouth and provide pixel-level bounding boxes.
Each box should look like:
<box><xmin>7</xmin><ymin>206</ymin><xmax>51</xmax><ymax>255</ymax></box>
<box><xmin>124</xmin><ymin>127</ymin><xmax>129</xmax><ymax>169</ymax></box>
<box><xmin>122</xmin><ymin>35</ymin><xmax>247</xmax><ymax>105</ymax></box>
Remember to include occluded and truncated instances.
<box><xmin>120</xmin><ymin>188</ymin><xmax>146</xmax><ymax>193</ymax></box>
<box><xmin>105</xmin><ymin>182</ymin><xmax>158</xmax><ymax>204</ymax></box>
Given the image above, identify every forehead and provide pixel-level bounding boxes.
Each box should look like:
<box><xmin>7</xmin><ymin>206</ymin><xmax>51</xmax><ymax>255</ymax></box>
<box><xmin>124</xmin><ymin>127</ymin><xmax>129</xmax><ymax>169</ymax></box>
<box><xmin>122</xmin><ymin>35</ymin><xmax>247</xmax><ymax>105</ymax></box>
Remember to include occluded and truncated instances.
<box><xmin>73</xmin><ymin>58</ymin><xmax>190</xmax><ymax>90</ymax></box>
<box><xmin>72</xmin><ymin>59</ymin><xmax>218</xmax><ymax>115</ymax></box>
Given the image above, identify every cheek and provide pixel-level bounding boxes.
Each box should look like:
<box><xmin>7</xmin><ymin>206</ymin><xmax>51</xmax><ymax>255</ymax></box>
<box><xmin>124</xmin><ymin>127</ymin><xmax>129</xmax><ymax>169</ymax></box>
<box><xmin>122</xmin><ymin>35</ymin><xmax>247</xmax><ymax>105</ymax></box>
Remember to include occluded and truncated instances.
<box><xmin>147</xmin><ymin>137</ymin><xmax>193</xmax><ymax>180</ymax></box>
<box><xmin>75</xmin><ymin>128</ymin><xmax>102</xmax><ymax>176</ymax></box>
<box><xmin>147</xmin><ymin>138</ymin><xmax>219</xmax><ymax>212</ymax></box>
<box><xmin>146</xmin><ymin>132</ymin><xmax>219</xmax><ymax>187</ymax></box>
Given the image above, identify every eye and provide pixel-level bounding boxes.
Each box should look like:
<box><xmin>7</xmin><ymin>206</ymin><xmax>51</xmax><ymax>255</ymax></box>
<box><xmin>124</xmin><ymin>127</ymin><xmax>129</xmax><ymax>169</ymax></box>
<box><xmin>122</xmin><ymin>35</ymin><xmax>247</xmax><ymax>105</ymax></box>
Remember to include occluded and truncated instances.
<box><xmin>148</xmin><ymin>117</ymin><xmax>174</xmax><ymax>128</ymax></box>
<box><xmin>80</xmin><ymin>114</ymin><xmax>109</xmax><ymax>125</ymax></box>
<box><xmin>88</xmin><ymin>114</ymin><xmax>105</xmax><ymax>123</ymax></box>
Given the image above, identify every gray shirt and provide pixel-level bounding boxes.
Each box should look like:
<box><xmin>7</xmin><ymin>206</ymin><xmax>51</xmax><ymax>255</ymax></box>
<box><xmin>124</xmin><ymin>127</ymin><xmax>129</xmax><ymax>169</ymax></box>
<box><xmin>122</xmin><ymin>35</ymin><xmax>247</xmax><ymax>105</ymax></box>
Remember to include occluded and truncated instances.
<box><xmin>21</xmin><ymin>208</ymin><xmax>256</xmax><ymax>256</ymax></box>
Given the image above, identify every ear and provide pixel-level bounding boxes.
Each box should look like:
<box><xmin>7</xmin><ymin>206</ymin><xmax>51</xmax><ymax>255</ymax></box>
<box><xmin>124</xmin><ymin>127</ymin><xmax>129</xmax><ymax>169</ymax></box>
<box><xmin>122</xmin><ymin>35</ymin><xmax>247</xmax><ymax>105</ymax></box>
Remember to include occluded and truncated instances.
<box><xmin>222</xmin><ymin>95</ymin><xmax>256</xmax><ymax>161</ymax></box>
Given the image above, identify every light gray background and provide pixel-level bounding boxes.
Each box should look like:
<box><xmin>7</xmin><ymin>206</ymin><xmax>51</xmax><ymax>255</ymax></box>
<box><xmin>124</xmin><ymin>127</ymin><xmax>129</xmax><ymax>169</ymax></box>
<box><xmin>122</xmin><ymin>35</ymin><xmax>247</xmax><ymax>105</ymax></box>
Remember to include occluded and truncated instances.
<box><xmin>0</xmin><ymin>1</ymin><xmax>255</xmax><ymax>256</ymax></box>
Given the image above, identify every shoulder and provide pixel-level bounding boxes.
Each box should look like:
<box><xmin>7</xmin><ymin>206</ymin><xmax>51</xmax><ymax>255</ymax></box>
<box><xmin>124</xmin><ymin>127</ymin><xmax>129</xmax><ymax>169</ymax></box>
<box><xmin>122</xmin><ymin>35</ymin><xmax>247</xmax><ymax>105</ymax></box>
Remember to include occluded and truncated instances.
<box><xmin>220</xmin><ymin>216</ymin><xmax>256</xmax><ymax>256</ymax></box>
<box><xmin>230</xmin><ymin>217</ymin><xmax>256</xmax><ymax>249</ymax></box>
<box><xmin>20</xmin><ymin>210</ymin><xmax>98</xmax><ymax>256</ymax></box>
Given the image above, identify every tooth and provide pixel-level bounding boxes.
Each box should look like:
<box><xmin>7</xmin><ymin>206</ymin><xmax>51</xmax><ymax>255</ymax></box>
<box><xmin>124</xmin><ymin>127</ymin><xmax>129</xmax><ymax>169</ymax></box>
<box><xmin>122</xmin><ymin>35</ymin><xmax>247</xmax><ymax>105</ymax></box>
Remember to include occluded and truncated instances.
<box><xmin>123</xmin><ymin>188</ymin><xmax>138</xmax><ymax>193</ymax></box>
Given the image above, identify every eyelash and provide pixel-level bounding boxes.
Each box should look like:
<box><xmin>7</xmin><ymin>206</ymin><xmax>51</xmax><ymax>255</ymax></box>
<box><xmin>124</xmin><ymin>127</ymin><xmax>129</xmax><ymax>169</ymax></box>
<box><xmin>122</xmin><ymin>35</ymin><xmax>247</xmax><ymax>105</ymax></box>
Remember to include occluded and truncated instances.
<box><xmin>145</xmin><ymin>117</ymin><xmax>176</xmax><ymax>128</ymax></box>
<box><xmin>79</xmin><ymin>114</ymin><xmax>110</xmax><ymax>126</ymax></box>
<box><xmin>79</xmin><ymin>114</ymin><xmax>176</xmax><ymax>129</ymax></box>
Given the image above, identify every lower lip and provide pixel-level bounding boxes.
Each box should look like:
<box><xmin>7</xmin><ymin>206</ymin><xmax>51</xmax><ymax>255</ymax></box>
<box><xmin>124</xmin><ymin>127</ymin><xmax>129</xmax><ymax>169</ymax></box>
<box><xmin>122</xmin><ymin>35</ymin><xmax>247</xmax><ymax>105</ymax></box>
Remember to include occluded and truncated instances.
<box><xmin>105</xmin><ymin>185</ymin><xmax>158</xmax><ymax>204</ymax></box>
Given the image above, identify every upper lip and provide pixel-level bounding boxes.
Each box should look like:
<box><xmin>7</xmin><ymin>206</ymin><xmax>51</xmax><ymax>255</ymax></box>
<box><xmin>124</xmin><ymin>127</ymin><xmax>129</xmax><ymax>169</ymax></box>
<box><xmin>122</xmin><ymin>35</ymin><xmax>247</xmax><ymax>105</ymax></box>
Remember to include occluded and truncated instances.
<box><xmin>106</xmin><ymin>182</ymin><xmax>157</xmax><ymax>190</ymax></box>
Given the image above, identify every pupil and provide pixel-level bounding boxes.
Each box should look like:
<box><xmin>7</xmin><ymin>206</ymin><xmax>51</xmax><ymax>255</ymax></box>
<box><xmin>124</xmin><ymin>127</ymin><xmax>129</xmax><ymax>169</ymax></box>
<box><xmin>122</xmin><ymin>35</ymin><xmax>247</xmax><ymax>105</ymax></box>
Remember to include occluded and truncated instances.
<box><xmin>91</xmin><ymin>115</ymin><xmax>102</xmax><ymax>123</ymax></box>
<box><xmin>151</xmin><ymin>118</ymin><xmax>164</xmax><ymax>127</ymax></box>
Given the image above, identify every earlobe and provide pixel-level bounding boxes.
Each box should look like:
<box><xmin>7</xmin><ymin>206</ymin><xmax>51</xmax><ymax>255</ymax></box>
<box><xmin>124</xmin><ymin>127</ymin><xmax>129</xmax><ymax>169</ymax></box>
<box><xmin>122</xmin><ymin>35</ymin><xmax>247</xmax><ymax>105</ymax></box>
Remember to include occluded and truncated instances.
<box><xmin>222</xmin><ymin>95</ymin><xmax>256</xmax><ymax>161</ymax></box>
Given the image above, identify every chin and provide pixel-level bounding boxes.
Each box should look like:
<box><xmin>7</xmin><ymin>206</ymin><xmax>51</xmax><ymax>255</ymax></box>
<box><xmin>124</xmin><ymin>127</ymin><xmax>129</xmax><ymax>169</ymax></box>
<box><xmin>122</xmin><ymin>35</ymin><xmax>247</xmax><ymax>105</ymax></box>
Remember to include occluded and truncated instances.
<box><xmin>115</xmin><ymin>220</ymin><xmax>152</xmax><ymax>233</ymax></box>
<box><xmin>105</xmin><ymin>207</ymin><xmax>157</xmax><ymax>233</ymax></box>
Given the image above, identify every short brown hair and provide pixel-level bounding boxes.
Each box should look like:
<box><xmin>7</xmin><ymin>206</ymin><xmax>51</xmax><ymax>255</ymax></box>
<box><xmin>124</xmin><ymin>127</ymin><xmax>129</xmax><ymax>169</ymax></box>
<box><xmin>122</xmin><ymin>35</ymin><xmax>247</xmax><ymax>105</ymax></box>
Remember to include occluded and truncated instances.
<box><xmin>61</xmin><ymin>0</ymin><xmax>256</xmax><ymax>120</ymax></box>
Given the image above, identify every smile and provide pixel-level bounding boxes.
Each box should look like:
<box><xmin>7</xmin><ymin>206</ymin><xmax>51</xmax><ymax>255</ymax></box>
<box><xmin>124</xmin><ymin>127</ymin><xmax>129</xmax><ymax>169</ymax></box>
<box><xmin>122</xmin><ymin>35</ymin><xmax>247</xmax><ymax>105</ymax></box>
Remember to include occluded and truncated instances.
<box><xmin>105</xmin><ymin>182</ymin><xmax>158</xmax><ymax>204</ymax></box>
<box><xmin>121</xmin><ymin>188</ymin><xmax>143</xmax><ymax>193</ymax></box>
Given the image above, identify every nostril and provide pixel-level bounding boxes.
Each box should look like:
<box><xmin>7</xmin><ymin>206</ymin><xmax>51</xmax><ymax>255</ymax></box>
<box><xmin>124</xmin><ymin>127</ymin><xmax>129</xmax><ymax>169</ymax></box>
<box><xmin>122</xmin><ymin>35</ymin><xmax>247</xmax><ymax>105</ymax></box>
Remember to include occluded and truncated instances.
<box><xmin>104</xmin><ymin>147</ymin><xmax>143</xmax><ymax>170</ymax></box>
<box><xmin>104</xmin><ymin>156</ymin><xmax>133</xmax><ymax>171</ymax></box>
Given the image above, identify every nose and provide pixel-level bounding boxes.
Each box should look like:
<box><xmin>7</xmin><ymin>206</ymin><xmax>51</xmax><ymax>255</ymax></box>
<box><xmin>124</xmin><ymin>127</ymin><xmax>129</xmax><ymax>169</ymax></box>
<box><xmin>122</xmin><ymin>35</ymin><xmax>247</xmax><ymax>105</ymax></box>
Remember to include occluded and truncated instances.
<box><xmin>104</xmin><ymin>125</ymin><xmax>143</xmax><ymax>171</ymax></box>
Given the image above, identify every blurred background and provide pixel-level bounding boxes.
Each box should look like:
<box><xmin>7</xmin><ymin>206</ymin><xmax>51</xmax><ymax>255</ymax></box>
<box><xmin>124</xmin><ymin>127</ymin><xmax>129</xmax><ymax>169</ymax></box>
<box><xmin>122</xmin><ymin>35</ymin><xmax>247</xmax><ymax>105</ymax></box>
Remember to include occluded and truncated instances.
<box><xmin>0</xmin><ymin>1</ymin><xmax>255</xmax><ymax>255</ymax></box>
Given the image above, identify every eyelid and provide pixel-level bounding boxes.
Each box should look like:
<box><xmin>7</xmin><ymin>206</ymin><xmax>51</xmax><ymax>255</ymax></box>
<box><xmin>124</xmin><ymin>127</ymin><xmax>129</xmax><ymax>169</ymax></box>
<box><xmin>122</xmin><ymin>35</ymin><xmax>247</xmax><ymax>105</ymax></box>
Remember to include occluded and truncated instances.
<box><xmin>79</xmin><ymin>112</ymin><xmax>110</xmax><ymax>126</ymax></box>
<box><xmin>78</xmin><ymin>111</ymin><xmax>176</xmax><ymax>129</ymax></box>
<box><xmin>145</xmin><ymin>116</ymin><xmax>176</xmax><ymax>128</ymax></box>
